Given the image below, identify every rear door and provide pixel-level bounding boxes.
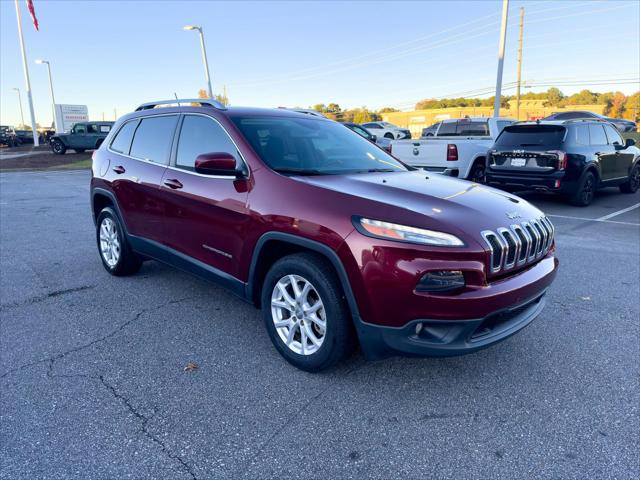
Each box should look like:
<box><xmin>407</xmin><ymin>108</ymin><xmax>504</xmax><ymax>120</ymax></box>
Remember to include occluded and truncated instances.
<box><xmin>589</xmin><ymin>124</ymin><xmax>616</xmax><ymax>181</ymax></box>
<box><xmin>603</xmin><ymin>123</ymin><xmax>633</xmax><ymax>179</ymax></box>
<box><xmin>159</xmin><ymin>114</ymin><xmax>250</xmax><ymax>279</ymax></box>
<box><xmin>108</xmin><ymin>114</ymin><xmax>178</xmax><ymax>242</ymax></box>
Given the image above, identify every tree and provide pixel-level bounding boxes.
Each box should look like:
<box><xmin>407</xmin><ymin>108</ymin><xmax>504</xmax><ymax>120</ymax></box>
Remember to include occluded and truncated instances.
<box><xmin>198</xmin><ymin>88</ymin><xmax>229</xmax><ymax>106</ymax></box>
<box><xmin>606</xmin><ymin>92</ymin><xmax>626</xmax><ymax>118</ymax></box>
<box><xmin>545</xmin><ymin>88</ymin><xmax>564</xmax><ymax>107</ymax></box>
<box><xmin>566</xmin><ymin>89</ymin><xmax>599</xmax><ymax>105</ymax></box>
<box><xmin>622</xmin><ymin>91</ymin><xmax>639</xmax><ymax>121</ymax></box>
<box><xmin>352</xmin><ymin>108</ymin><xmax>372</xmax><ymax>123</ymax></box>
<box><xmin>379</xmin><ymin>107</ymin><xmax>399</xmax><ymax>113</ymax></box>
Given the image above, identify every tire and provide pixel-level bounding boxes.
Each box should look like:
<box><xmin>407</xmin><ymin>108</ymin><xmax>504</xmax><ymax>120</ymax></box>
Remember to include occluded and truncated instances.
<box><xmin>619</xmin><ymin>162</ymin><xmax>639</xmax><ymax>194</ymax></box>
<box><xmin>569</xmin><ymin>170</ymin><xmax>597</xmax><ymax>206</ymax></box>
<box><xmin>468</xmin><ymin>160</ymin><xmax>486</xmax><ymax>183</ymax></box>
<box><xmin>51</xmin><ymin>139</ymin><xmax>66</xmax><ymax>155</ymax></box>
<box><xmin>384</xmin><ymin>133</ymin><xmax>394</xmax><ymax>139</ymax></box>
<box><xmin>261</xmin><ymin>252</ymin><xmax>355</xmax><ymax>372</ymax></box>
<box><xmin>96</xmin><ymin>207</ymin><xmax>142</xmax><ymax>276</ymax></box>
<box><xmin>75</xmin><ymin>148</ymin><xmax>86</xmax><ymax>153</ymax></box>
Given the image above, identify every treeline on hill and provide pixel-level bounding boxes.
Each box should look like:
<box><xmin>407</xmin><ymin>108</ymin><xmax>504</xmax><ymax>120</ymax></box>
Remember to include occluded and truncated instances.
<box><xmin>309</xmin><ymin>89</ymin><xmax>639</xmax><ymax>122</ymax></box>
<box><xmin>415</xmin><ymin>88</ymin><xmax>639</xmax><ymax>121</ymax></box>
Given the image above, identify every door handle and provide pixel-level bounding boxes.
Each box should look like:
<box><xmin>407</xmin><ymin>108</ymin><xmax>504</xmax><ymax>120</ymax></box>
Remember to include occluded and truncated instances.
<box><xmin>163</xmin><ymin>179</ymin><xmax>183</xmax><ymax>189</ymax></box>
<box><xmin>112</xmin><ymin>165</ymin><xmax>126</xmax><ymax>174</ymax></box>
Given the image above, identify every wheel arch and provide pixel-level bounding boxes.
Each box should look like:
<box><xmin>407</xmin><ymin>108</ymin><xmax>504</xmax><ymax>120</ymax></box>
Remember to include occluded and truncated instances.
<box><xmin>247</xmin><ymin>232</ymin><xmax>361</xmax><ymax>323</ymax></box>
<box><xmin>91</xmin><ymin>188</ymin><xmax>127</xmax><ymax>233</ymax></box>
<box><xmin>464</xmin><ymin>155</ymin><xmax>487</xmax><ymax>179</ymax></box>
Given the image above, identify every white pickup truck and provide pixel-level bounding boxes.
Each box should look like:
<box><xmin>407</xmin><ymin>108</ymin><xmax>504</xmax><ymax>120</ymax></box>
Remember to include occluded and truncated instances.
<box><xmin>390</xmin><ymin>117</ymin><xmax>515</xmax><ymax>182</ymax></box>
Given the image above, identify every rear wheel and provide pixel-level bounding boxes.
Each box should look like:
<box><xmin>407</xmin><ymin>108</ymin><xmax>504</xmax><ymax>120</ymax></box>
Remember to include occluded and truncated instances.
<box><xmin>96</xmin><ymin>207</ymin><xmax>142</xmax><ymax>276</ymax></box>
<box><xmin>261</xmin><ymin>253</ymin><xmax>354</xmax><ymax>372</ymax></box>
<box><xmin>569</xmin><ymin>171</ymin><xmax>596</xmax><ymax>206</ymax></box>
<box><xmin>384</xmin><ymin>133</ymin><xmax>394</xmax><ymax>139</ymax></box>
<box><xmin>619</xmin><ymin>163</ymin><xmax>639</xmax><ymax>194</ymax></box>
<box><xmin>468</xmin><ymin>160</ymin><xmax>486</xmax><ymax>183</ymax></box>
<box><xmin>51</xmin><ymin>139</ymin><xmax>66</xmax><ymax>155</ymax></box>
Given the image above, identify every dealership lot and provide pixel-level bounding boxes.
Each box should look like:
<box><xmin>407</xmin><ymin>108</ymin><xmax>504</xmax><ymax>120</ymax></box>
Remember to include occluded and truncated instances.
<box><xmin>0</xmin><ymin>170</ymin><xmax>638</xmax><ymax>479</ymax></box>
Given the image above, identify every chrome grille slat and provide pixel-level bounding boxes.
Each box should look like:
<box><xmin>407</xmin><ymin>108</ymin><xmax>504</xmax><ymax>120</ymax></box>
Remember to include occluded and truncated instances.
<box><xmin>482</xmin><ymin>216</ymin><xmax>554</xmax><ymax>276</ymax></box>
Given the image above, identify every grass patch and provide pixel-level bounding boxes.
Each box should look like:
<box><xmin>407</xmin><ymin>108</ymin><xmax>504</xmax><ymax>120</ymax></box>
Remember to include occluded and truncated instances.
<box><xmin>48</xmin><ymin>159</ymin><xmax>92</xmax><ymax>170</ymax></box>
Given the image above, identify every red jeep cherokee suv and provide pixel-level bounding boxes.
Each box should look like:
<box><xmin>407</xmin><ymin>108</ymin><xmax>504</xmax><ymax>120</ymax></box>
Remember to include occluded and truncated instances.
<box><xmin>91</xmin><ymin>99</ymin><xmax>558</xmax><ymax>371</ymax></box>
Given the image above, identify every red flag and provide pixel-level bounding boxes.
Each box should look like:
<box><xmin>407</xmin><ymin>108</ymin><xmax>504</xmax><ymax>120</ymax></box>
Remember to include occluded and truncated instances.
<box><xmin>25</xmin><ymin>0</ymin><xmax>39</xmax><ymax>31</ymax></box>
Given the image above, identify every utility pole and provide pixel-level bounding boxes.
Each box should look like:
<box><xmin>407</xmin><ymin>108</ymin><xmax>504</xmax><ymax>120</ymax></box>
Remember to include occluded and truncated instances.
<box><xmin>515</xmin><ymin>7</ymin><xmax>524</xmax><ymax>120</ymax></box>
<box><xmin>493</xmin><ymin>0</ymin><xmax>509</xmax><ymax>118</ymax></box>
<box><xmin>184</xmin><ymin>25</ymin><xmax>213</xmax><ymax>99</ymax></box>
<box><xmin>14</xmin><ymin>0</ymin><xmax>39</xmax><ymax>145</ymax></box>
<box><xmin>12</xmin><ymin>88</ymin><xmax>25</xmax><ymax>128</ymax></box>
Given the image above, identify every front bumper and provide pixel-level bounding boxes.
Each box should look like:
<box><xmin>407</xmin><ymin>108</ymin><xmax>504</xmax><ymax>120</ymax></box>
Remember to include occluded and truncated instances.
<box><xmin>356</xmin><ymin>291</ymin><xmax>547</xmax><ymax>359</ymax></box>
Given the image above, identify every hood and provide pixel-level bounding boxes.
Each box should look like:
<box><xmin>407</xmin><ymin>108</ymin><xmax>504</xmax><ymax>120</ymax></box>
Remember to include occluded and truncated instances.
<box><xmin>297</xmin><ymin>171</ymin><xmax>544</xmax><ymax>237</ymax></box>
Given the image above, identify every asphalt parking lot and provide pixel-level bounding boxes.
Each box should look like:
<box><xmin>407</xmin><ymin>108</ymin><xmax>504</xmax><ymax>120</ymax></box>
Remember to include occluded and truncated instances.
<box><xmin>1</xmin><ymin>170</ymin><xmax>638</xmax><ymax>479</ymax></box>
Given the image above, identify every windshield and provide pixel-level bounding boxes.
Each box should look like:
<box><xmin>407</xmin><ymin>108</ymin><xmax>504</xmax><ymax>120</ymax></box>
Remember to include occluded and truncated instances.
<box><xmin>494</xmin><ymin>124</ymin><xmax>566</xmax><ymax>148</ymax></box>
<box><xmin>232</xmin><ymin>116</ymin><xmax>408</xmax><ymax>175</ymax></box>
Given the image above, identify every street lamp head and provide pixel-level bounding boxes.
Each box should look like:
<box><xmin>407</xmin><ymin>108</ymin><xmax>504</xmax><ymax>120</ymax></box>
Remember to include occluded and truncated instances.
<box><xmin>35</xmin><ymin>59</ymin><xmax>49</xmax><ymax>65</ymax></box>
<box><xmin>12</xmin><ymin>87</ymin><xmax>20</xmax><ymax>92</ymax></box>
<box><xmin>183</xmin><ymin>25</ymin><xmax>201</xmax><ymax>31</ymax></box>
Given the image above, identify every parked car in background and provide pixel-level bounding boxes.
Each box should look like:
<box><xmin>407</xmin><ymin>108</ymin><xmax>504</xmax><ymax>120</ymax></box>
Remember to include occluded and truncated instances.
<box><xmin>421</xmin><ymin>122</ymin><xmax>441</xmax><ymax>137</ymax></box>
<box><xmin>50</xmin><ymin>121</ymin><xmax>114</xmax><ymax>154</ymax></box>
<box><xmin>91</xmin><ymin>98</ymin><xmax>558</xmax><ymax>371</ymax></box>
<box><xmin>361</xmin><ymin>121</ymin><xmax>411</xmax><ymax>140</ymax></box>
<box><xmin>485</xmin><ymin>120</ymin><xmax>639</xmax><ymax>206</ymax></box>
<box><xmin>390</xmin><ymin>117</ymin><xmax>515</xmax><ymax>182</ymax></box>
<box><xmin>543</xmin><ymin>111</ymin><xmax>637</xmax><ymax>133</ymax></box>
<box><xmin>15</xmin><ymin>130</ymin><xmax>44</xmax><ymax>145</ymax></box>
<box><xmin>343</xmin><ymin>122</ymin><xmax>392</xmax><ymax>152</ymax></box>
<box><xmin>0</xmin><ymin>126</ymin><xmax>18</xmax><ymax>147</ymax></box>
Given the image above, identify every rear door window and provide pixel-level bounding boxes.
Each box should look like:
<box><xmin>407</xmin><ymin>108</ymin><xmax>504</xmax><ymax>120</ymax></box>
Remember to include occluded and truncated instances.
<box><xmin>175</xmin><ymin>115</ymin><xmax>239</xmax><ymax>170</ymax></box>
<box><xmin>494</xmin><ymin>125</ymin><xmax>566</xmax><ymax>148</ymax></box>
<box><xmin>588</xmin><ymin>124</ymin><xmax>608</xmax><ymax>145</ymax></box>
<box><xmin>109</xmin><ymin>120</ymin><xmax>138</xmax><ymax>155</ymax></box>
<box><xmin>575</xmin><ymin>125</ymin><xmax>590</xmax><ymax>145</ymax></box>
<box><xmin>129</xmin><ymin>115</ymin><xmax>178</xmax><ymax>164</ymax></box>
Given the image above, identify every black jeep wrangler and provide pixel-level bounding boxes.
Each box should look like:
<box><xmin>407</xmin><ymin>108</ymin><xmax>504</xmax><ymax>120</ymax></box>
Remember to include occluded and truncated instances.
<box><xmin>50</xmin><ymin>122</ymin><xmax>114</xmax><ymax>155</ymax></box>
<box><xmin>0</xmin><ymin>126</ymin><xmax>18</xmax><ymax>148</ymax></box>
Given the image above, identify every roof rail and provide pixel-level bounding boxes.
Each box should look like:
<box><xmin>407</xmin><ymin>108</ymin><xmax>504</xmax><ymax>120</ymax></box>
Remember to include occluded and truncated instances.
<box><xmin>134</xmin><ymin>99</ymin><xmax>226</xmax><ymax>111</ymax></box>
<box><xmin>562</xmin><ymin>118</ymin><xmax>608</xmax><ymax>124</ymax></box>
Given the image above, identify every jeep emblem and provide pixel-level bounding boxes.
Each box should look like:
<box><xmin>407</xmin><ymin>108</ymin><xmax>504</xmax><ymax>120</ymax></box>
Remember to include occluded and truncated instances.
<box><xmin>413</xmin><ymin>147</ymin><xmax>419</xmax><ymax>156</ymax></box>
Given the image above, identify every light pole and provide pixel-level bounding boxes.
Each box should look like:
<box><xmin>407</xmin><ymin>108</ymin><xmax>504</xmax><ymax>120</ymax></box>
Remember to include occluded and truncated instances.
<box><xmin>35</xmin><ymin>59</ymin><xmax>60</xmax><ymax>132</ymax></box>
<box><xmin>184</xmin><ymin>25</ymin><xmax>213</xmax><ymax>99</ymax></box>
<box><xmin>12</xmin><ymin>87</ymin><xmax>25</xmax><ymax>128</ymax></box>
<box><xmin>493</xmin><ymin>0</ymin><xmax>509</xmax><ymax>117</ymax></box>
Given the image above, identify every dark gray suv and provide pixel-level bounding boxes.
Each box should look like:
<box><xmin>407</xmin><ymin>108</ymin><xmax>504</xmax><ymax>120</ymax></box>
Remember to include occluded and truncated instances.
<box><xmin>486</xmin><ymin>120</ymin><xmax>639</xmax><ymax>206</ymax></box>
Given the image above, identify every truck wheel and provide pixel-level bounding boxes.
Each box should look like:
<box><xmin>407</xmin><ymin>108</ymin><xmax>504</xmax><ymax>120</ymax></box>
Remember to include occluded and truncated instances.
<box><xmin>469</xmin><ymin>161</ymin><xmax>486</xmax><ymax>183</ymax></box>
<box><xmin>384</xmin><ymin>133</ymin><xmax>394</xmax><ymax>139</ymax></box>
<box><xmin>96</xmin><ymin>207</ymin><xmax>142</xmax><ymax>276</ymax></box>
<box><xmin>619</xmin><ymin>163</ymin><xmax>639</xmax><ymax>194</ymax></box>
<box><xmin>569</xmin><ymin>171</ymin><xmax>596</xmax><ymax>206</ymax></box>
<box><xmin>51</xmin><ymin>139</ymin><xmax>66</xmax><ymax>155</ymax></box>
<box><xmin>261</xmin><ymin>252</ymin><xmax>355</xmax><ymax>372</ymax></box>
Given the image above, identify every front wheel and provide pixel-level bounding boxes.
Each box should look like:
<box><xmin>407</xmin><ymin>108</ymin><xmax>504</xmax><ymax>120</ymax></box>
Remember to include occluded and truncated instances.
<box><xmin>384</xmin><ymin>133</ymin><xmax>394</xmax><ymax>139</ymax></box>
<box><xmin>96</xmin><ymin>207</ymin><xmax>142</xmax><ymax>276</ymax></box>
<box><xmin>51</xmin><ymin>139</ymin><xmax>66</xmax><ymax>155</ymax></box>
<box><xmin>569</xmin><ymin>171</ymin><xmax>596</xmax><ymax>206</ymax></box>
<box><xmin>619</xmin><ymin>163</ymin><xmax>639</xmax><ymax>194</ymax></box>
<box><xmin>261</xmin><ymin>253</ymin><xmax>355</xmax><ymax>372</ymax></box>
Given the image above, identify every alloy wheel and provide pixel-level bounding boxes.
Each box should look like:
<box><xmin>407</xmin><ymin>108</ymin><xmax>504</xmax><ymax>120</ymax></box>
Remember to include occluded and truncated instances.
<box><xmin>271</xmin><ymin>274</ymin><xmax>326</xmax><ymax>355</ymax></box>
<box><xmin>582</xmin><ymin>176</ymin><xmax>594</xmax><ymax>204</ymax></box>
<box><xmin>99</xmin><ymin>217</ymin><xmax>121</xmax><ymax>267</ymax></box>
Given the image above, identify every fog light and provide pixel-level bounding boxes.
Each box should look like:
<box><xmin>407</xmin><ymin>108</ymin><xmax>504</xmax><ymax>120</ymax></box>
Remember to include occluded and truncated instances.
<box><xmin>416</xmin><ymin>270</ymin><xmax>465</xmax><ymax>293</ymax></box>
<box><xmin>415</xmin><ymin>323</ymin><xmax>423</xmax><ymax>335</ymax></box>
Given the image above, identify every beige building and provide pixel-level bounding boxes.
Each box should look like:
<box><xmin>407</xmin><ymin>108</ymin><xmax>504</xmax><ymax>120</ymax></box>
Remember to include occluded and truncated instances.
<box><xmin>381</xmin><ymin>100</ymin><xmax>607</xmax><ymax>138</ymax></box>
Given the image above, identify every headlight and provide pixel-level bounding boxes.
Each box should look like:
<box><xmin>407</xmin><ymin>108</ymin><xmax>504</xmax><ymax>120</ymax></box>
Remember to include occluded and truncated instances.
<box><xmin>354</xmin><ymin>217</ymin><xmax>464</xmax><ymax>247</ymax></box>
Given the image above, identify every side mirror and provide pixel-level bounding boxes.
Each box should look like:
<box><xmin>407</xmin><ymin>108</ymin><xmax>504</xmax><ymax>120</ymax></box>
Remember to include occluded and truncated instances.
<box><xmin>614</xmin><ymin>143</ymin><xmax>625</xmax><ymax>151</ymax></box>
<box><xmin>371</xmin><ymin>134</ymin><xmax>377</xmax><ymax>142</ymax></box>
<box><xmin>195</xmin><ymin>152</ymin><xmax>242</xmax><ymax>176</ymax></box>
<box><xmin>625</xmin><ymin>138</ymin><xmax>636</xmax><ymax>148</ymax></box>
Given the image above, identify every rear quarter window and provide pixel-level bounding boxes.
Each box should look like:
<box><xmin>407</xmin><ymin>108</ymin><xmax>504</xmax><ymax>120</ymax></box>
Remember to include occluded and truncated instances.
<box><xmin>456</xmin><ymin>120</ymin><xmax>489</xmax><ymax>136</ymax></box>
<box><xmin>574</xmin><ymin>125</ymin><xmax>590</xmax><ymax>145</ymax></box>
<box><xmin>109</xmin><ymin>121</ymin><xmax>138</xmax><ymax>155</ymax></box>
<box><xmin>588</xmin><ymin>124</ymin><xmax>608</xmax><ymax>145</ymax></box>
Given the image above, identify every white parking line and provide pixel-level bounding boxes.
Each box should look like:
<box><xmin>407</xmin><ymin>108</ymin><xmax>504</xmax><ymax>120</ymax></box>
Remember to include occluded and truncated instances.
<box><xmin>547</xmin><ymin>214</ymin><xmax>640</xmax><ymax>226</ymax></box>
<box><xmin>596</xmin><ymin>202</ymin><xmax>640</xmax><ymax>221</ymax></box>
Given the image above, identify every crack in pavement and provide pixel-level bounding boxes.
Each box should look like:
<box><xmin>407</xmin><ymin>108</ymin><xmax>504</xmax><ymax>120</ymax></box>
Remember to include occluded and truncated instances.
<box><xmin>1</xmin><ymin>296</ymin><xmax>199</xmax><ymax>479</ymax></box>
<box><xmin>0</xmin><ymin>284</ymin><xmax>96</xmax><ymax>310</ymax></box>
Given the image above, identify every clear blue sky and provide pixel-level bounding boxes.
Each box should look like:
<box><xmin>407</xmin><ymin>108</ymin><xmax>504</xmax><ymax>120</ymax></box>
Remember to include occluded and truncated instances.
<box><xmin>1</xmin><ymin>0</ymin><xmax>639</xmax><ymax>127</ymax></box>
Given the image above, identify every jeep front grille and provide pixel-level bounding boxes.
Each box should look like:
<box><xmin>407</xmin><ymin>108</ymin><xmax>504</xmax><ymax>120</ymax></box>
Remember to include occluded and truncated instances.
<box><xmin>482</xmin><ymin>216</ymin><xmax>554</xmax><ymax>274</ymax></box>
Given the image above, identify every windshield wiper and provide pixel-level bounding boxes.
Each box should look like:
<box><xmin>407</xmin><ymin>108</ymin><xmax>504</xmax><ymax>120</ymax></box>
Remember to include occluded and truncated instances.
<box><xmin>356</xmin><ymin>168</ymin><xmax>399</xmax><ymax>173</ymax></box>
<box><xmin>272</xmin><ymin>168</ymin><xmax>325</xmax><ymax>176</ymax></box>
